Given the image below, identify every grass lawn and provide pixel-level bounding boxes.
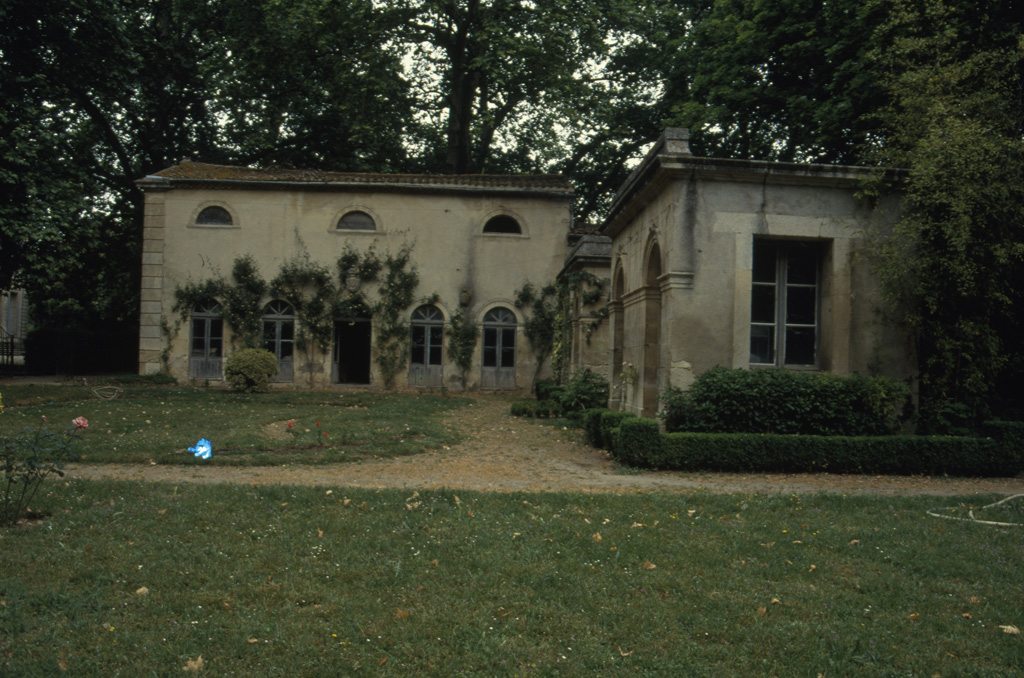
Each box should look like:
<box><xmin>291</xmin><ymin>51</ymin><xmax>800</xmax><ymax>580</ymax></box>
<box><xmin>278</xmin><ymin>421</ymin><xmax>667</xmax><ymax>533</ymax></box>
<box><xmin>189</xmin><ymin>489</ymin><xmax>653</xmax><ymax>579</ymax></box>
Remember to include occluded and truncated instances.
<box><xmin>2</xmin><ymin>481</ymin><xmax>1022</xmax><ymax>676</ymax></box>
<box><xmin>0</xmin><ymin>383</ymin><xmax>468</xmax><ymax>465</ymax></box>
<box><xmin>2</xmin><ymin>384</ymin><xmax>1022</xmax><ymax>675</ymax></box>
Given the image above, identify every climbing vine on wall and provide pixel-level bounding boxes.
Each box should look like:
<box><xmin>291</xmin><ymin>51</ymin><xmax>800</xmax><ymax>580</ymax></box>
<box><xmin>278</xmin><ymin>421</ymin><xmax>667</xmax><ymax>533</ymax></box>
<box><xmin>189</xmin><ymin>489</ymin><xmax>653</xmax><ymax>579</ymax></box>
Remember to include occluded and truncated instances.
<box><xmin>371</xmin><ymin>246</ymin><xmax>419</xmax><ymax>389</ymax></box>
<box><xmin>269</xmin><ymin>253</ymin><xmax>337</xmax><ymax>387</ymax></box>
<box><xmin>446</xmin><ymin>309</ymin><xmax>479</xmax><ymax>389</ymax></box>
<box><xmin>172</xmin><ymin>242</ymin><xmax>420</xmax><ymax>388</ymax></box>
<box><xmin>222</xmin><ymin>255</ymin><xmax>266</xmax><ymax>349</ymax></box>
<box><xmin>514</xmin><ymin>270</ymin><xmax>607</xmax><ymax>386</ymax></box>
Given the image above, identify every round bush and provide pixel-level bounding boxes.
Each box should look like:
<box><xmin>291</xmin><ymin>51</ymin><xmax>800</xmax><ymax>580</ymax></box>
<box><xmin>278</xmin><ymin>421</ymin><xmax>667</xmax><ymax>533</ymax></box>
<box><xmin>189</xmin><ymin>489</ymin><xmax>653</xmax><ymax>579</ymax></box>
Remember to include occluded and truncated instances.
<box><xmin>224</xmin><ymin>348</ymin><xmax>279</xmax><ymax>393</ymax></box>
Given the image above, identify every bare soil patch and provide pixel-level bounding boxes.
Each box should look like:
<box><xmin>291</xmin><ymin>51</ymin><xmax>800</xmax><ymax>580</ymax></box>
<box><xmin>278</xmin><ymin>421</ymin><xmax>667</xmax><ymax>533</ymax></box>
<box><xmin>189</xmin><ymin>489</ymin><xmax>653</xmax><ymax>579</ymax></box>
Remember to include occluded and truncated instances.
<box><xmin>66</xmin><ymin>394</ymin><xmax>1024</xmax><ymax>496</ymax></box>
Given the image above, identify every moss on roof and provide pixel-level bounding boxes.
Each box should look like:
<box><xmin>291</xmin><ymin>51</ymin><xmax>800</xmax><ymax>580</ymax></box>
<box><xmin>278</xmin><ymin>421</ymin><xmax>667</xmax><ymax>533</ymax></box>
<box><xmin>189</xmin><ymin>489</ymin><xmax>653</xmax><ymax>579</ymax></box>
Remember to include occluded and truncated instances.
<box><xmin>148</xmin><ymin>161</ymin><xmax>573</xmax><ymax>194</ymax></box>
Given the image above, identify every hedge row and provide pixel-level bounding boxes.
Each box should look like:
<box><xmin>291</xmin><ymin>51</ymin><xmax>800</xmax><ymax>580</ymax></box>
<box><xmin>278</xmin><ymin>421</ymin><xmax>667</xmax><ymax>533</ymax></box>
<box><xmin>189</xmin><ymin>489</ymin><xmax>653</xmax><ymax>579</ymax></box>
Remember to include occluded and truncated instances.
<box><xmin>661</xmin><ymin>367</ymin><xmax>910</xmax><ymax>436</ymax></box>
<box><xmin>585</xmin><ymin>409</ymin><xmax>1023</xmax><ymax>478</ymax></box>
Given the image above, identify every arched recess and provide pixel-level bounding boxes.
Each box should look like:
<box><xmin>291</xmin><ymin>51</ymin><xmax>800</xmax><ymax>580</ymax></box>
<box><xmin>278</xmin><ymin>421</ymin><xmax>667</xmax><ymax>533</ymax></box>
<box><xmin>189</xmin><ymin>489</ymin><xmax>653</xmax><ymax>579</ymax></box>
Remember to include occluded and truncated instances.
<box><xmin>480</xmin><ymin>306</ymin><xmax>518</xmax><ymax>389</ymax></box>
<box><xmin>642</xmin><ymin>240</ymin><xmax>663</xmax><ymax>416</ymax></box>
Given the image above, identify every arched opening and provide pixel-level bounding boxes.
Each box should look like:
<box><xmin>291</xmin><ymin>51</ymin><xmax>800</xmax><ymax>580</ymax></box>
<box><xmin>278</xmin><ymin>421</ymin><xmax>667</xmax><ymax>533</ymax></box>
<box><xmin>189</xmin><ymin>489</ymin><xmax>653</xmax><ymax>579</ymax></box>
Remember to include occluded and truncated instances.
<box><xmin>337</xmin><ymin>210</ymin><xmax>376</xmax><ymax>231</ymax></box>
<box><xmin>642</xmin><ymin>242</ymin><xmax>662</xmax><ymax>416</ymax></box>
<box><xmin>262</xmin><ymin>300</ymin><xmax>294</xmax><ymax>382</ymax></box>
<box><xmin>482</xmin><ymin>215</ymin><xmax>521</xmax><ymax>234</ymax></box>
<box><xmin>409</xmin><ymin>304</ymin><xmax>444</xmax><ymax>387</ymax></box>
<box><xmin>481</xmin><ymin>306</ymin><xmax>517</xmax><ymax>389</ymax></box>
<box><xmin>195</xmin><ymin>206</ymin><xmax>233</xmax><ymax>226</ymax></box>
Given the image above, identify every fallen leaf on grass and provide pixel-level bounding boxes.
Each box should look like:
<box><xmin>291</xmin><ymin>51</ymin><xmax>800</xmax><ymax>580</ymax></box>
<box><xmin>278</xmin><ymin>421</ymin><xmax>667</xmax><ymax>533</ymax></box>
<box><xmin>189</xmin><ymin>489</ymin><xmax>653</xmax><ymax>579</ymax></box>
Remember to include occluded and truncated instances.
<box><xmin>969</xmin><ymin>596</ymin><xmax>981</xmax><ymax>604</ymax></box>
<box><xmin>343</xmin><ymin>499</ymin><xmax>352</xmax><ymax>507</ymax></box>
<box><xmin>317</xmin><ymin>529</ymin><xmax>323</xmax><ymax>538</ymax></box>
<box><xmin>999</xmin><ymin>625</ymin><xmax>1020</xmax><ymax>635</ymax></box>
<box><xmin>908</xmin><ymin>613</ymin><xmax>920</xmax><ymax>621</ymax></box>
<box><xmin>248</xmin><ymin>638</ymin><xmax>259</xmax><ymax>644</ymax></box>
<box><xmin>961</xmin><ymin>613</ymin><xmax>973</xmax><ymax>620</ymax></box>
<box><xmin>395</xmin><ymin>609</ymin><xmax>409</xmax><ymax>620</ymax></box>
<box><xmin>849</xmin><ymin>539</ymin><xmax>861</xmax><ymax>545</ymax></box>
<box><xmin>770</xmin><ymin>598</ymin><xmax>781</xmax><ymax>605</ymax></box>
<box><xmin>642</xmin><ymin>561</ymin><xmax>657</xmax><ymax>570</ymax></box>
<box><xmin>618</xmin><ymin>647</ymin><xmax>633</xmax><ymax>657</ymax></box>
<box><xmin>135</xmin><ymin>587</ymin><xmax>149</xmax><ymax>596</ymax></box>
<box><xmin>808</xmin><ymin>564</ymin><xmax>816</xmax><ymax>572</ymax></box>
<box><xmin>757</xmin><ymin>606</ymin><xmax>767</xmax><ymax>616</ymax></box>
<box><xmin>183</xmin><ymin>655</ymin><xmax>203</xmax><ymax>672</ymax></box>
<box><xmin>592</xmin><ymin>533</ymin><xmax>602</xmax><ymax>542</ymax></box>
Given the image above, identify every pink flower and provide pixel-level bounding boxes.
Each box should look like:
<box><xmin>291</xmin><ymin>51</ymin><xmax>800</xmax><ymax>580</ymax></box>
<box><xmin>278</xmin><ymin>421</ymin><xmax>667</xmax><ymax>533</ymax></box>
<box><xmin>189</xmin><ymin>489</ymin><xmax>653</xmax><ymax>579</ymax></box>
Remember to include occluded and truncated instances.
<box><xmin>72</xmin><ymin>416</ymin><xmax>88</xmax><ymax>429</ymax></box>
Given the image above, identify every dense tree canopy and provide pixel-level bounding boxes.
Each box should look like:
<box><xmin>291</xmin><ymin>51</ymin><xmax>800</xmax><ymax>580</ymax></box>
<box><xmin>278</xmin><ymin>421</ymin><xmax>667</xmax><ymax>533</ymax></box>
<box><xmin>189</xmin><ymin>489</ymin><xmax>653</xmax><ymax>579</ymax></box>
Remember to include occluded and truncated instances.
<box><xmin>868</xmin><ymin>0</ymin><xmax>1024</xmax><ymax>428</ymax></box>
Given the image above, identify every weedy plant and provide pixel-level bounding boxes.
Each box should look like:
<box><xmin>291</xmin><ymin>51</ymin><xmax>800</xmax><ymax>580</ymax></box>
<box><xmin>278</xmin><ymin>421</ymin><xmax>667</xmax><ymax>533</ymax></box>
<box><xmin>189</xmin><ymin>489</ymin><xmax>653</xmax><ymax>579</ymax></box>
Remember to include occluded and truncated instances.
<box><xmin>1</xmin><ymin>415</ymin><xmax>87</xmax><ymax>526</ymax></box>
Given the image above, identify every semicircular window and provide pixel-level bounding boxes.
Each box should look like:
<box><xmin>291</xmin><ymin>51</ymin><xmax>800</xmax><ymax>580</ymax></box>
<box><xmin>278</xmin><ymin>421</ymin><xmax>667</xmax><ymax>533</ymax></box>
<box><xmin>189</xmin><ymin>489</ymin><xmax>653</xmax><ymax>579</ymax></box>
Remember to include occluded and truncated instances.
<box><xmin>337</xmin><ymin>210</ymin><xmax>376</xmax><ymax>231</ymax></box>
<box><xmin>196</xmin><ymin>206</ymin><xmax>233</xmax><ymax>226</ymax></box>
<box><xmin>482</xmin><ymin>215</ymin><xmax>521</xmax><ymax>234</ymax></box>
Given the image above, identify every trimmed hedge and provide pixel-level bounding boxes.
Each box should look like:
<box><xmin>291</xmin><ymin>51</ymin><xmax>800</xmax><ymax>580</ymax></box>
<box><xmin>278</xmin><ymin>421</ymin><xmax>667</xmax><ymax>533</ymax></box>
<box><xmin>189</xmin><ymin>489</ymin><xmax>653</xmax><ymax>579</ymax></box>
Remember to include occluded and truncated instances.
<box><xmin>661</xmin><ymin>367</ymin><xmax>910</xmax><ymax>436</ymax></box>
<box><xmin>223</xmin><ymin>348</ymin><xmax>278</xmax><ymax>393</ymax></box>
<box><xmin>604</xmin><ymin>417</ymin><xmax>1021</xmax><ymax>477</ymax></box>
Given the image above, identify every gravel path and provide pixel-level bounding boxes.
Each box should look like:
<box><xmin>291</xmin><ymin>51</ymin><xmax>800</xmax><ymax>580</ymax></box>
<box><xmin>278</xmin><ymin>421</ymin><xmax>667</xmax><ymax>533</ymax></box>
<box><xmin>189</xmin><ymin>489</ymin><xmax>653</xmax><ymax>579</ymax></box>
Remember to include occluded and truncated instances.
<box><xmin>65</xmin><ymin>395</ymin><xmax>1024</xmax><ymax>497</ymax></box>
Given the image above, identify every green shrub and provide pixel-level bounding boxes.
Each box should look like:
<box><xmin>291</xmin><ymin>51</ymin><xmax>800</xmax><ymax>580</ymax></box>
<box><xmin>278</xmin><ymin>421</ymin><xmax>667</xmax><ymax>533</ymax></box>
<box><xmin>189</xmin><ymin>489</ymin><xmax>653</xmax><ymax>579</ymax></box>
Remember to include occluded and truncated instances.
<box><xmin>535</xmin><ymin>400</ymin><xmax>561</xmax><ymax>418</ymax></box>
<box><xmin>223</xmin><ymin>348</ymin><xmax>279</xmax><ymax>393</ymax></box>
<box><xmin>615</xmin><ymin>431</ymin><xmax>1015</xmax><ymax>477</ymax></box>
<box><xmin>582</xmin><ymin>408</ymin><xmax>607</xmax><ymax>447</ymax></box>
<box><xmin>534</xmin><ymin>379</ymin><xmax>561</xmax><ymax>402</ymax></box>
<box><xmin>614</xmin><ymin>417</ymin><xmax>661</xmax><ymax>466</ymax></box>
<box><xmin>510</xmin><ymin>401</ymin><xmax>534</xmax><ymax>417</ymax></box>
<box><xmin>598</xmin><ymin>410</ymin><xmax>636</xmax><ymax>452</ymax></box>
<box><xmin>557</xmin><ymin>369</ymin><xmax>609</xmax><ymax>414</ymax></box>
<box><xmin>3</xmin><ymin>417</ymin><xmax>86</xmax><ymax>526</ymax></box>
<box><xmin>982</xmin><ymin>420</ymin><xmax>1024</xmax><ymax>472</ymax></box>
<box><xmin>661</xmin><ymin>367</ymin><xmax>910</xmax><ymax>436</ymax></box>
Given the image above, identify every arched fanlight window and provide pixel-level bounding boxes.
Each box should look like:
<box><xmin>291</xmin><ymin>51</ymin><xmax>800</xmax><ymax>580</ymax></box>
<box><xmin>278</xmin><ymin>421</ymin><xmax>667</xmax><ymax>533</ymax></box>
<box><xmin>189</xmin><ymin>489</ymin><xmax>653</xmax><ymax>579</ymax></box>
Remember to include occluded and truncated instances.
<box><xmin>337</xmin><ymin>210</ymin><xmax>376</xmax><ymax>231</ymax></box>
<box><xmin>196</xmin><ymin>206</ymin><xmax>233</xmax><ymax>226</ymax></box>
<box><xmin>482</xmin><ymin>215</ymin><xmax>521</xmax><ymax>234</ymax></box>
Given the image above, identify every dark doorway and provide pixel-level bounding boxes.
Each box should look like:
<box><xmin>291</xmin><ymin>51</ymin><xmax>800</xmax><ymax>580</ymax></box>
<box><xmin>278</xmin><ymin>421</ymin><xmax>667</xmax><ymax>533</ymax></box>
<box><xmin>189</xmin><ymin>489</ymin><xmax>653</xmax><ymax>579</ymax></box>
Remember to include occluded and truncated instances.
<box><xmin>333</xmin><ymin>318</ymin><xmax>372</xmax><ymax>384</ymax></box>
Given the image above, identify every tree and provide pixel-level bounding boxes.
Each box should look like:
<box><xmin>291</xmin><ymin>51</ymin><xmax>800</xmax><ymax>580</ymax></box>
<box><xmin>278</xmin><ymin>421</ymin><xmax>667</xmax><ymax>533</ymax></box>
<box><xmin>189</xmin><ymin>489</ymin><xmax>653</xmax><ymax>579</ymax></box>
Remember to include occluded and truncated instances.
<box><xmin>869</xmin><ymin>0</ymin><xmax>1024</xmax><ymax>429</ymax></box>
<box><xmin>659</xmin><ymin>0</ymin><xmax>892</xmax><ymax>163</ymax></box>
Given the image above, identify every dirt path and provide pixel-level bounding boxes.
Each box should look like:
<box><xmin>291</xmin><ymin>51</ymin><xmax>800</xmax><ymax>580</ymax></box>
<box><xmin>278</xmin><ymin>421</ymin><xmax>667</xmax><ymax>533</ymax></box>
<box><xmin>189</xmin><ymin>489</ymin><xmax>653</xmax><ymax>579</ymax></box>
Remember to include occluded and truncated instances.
<box><xmin>65</xmin><ymin>395</ymin><xmax>1024</xmax><ymax>497</ymax></box>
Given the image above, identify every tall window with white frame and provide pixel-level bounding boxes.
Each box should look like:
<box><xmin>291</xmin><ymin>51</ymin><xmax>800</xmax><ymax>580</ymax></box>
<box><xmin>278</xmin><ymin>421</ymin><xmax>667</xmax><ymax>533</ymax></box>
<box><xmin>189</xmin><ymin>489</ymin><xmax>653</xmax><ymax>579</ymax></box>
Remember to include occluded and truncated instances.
<box><xmin>750</xmin><ymin>240</ymin><xmax>820</xmax><ymax>367</ymax></box>
<box><xmin>262</xmin><ymin>300</ymin><xmax>295</xmax><ymax>382</ymax></box>
<box><xmin>481</xmin><ymin>307</ymin><xmax>517</xmax><ymax>389</ymax></box>
<box><xmin>190</xmin><ymin>301</ymin><xmax>224</xmax><ymax>379</ymax></box>
<box><xmin>409</xmin><ymin>304</ymin><xmax>444</xmax><ymax>387</ymax></box>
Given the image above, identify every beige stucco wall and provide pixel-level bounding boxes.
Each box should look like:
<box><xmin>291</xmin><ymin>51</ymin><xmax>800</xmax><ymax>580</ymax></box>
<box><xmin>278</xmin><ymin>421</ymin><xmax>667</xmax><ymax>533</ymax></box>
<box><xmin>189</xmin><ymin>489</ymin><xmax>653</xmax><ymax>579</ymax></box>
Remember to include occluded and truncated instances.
<box><xmin>610</xmin><ymin>173</ymin><xmax>912</xmax><ymax>417</ymax></box>
<box><xmin>140</xmin><ymin>183</ymin><xmax>572</xmax><ymax>390</ymax></box>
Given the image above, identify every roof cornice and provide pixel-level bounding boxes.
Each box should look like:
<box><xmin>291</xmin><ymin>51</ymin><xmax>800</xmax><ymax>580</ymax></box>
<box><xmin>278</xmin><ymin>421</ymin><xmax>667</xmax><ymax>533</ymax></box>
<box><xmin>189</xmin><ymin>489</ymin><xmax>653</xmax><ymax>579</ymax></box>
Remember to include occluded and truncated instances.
<box><xmin>602</xmin><ymin>128</ymin><xmax>906</xmax><ymax>238</ymax></box>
